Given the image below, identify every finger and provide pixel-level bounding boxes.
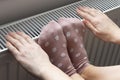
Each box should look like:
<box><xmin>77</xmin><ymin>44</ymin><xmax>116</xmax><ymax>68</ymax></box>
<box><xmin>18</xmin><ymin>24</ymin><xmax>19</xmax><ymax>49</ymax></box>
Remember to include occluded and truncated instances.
<box><xmin>5</xmin><ymin>35</ymin><xmax>23</xmax><ymax>50</ymax></box>
<box><xmin>6</xmin><ymin>41</ymin><xmax>20</xmax><ymax>56</ymax></box>
<box><xmin>76</xmin><ymin>8</ymin><xmax>93</xmax><ymax>21</ymax></box>
<box><xmin>78</xmin><ymin>6</ymin><xmax>96</xmax><ymax>17</ymax></box>
<box><xmin>8</xmin><ymin>32</ymin><xmax>28</xmax><ymax>45</ymax></box>
<box><xmin>83</xmin><ymin>19</ymin><xmax>98</xmax><ymax>33</ymax></box>
<box><xmin>16</xmin><ymin>31</ymin><xmax>35</xmax><ymax>44</ymax></box>
<box><xmin>85</xmin><ymin>7</ymin><xmax>103</xmax><ymax>16</ymax></box>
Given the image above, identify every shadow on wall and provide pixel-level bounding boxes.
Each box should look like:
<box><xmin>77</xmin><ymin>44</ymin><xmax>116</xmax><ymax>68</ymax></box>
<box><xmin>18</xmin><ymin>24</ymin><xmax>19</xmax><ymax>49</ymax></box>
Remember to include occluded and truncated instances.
<box><xmin>0</xmin><ymin>0</ymin><xmax>80</xmax><ymax>25</ymax></box>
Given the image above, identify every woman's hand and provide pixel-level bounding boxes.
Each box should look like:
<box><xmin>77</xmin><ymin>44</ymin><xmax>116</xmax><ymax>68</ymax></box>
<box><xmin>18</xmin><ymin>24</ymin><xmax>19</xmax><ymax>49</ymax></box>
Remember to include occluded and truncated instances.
<box><xmin>5</xmin><ymin>32</ymin><xmax>74</xmax><ymax>80</ymax></box>
<box><xmin>5</xmin><ymin>32</ymin><xmax>51</xmax><ymax>77</ymax></box>
<box><xmin>76</xmin><ymin>6</ymin><xmax>120</xmax><ymax>43</ymax></box>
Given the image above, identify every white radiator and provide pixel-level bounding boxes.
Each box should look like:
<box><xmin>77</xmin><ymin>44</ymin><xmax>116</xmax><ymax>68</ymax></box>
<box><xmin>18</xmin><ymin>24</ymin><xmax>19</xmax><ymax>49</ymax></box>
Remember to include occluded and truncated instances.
<box><xmin>0</xmin><ymin>0</ymin><xmax>120</xmax><ymax>80</ymax></box>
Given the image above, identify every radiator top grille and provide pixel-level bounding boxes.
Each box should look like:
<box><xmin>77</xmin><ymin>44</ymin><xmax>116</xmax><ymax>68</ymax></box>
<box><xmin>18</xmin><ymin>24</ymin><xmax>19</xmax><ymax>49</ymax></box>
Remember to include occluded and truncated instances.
<box><xmin>0</xmin><ymin>0</ymin><xmax>120</xmax><ymax>52</ymax></box>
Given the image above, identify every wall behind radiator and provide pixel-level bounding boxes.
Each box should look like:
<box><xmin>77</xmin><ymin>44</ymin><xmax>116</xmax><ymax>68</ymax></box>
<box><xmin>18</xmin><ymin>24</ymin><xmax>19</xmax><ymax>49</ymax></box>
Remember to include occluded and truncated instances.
<box><xmin>0</xmin><ymin>0</ymin><xmax>80</xmax><ymax>25</ymax></box>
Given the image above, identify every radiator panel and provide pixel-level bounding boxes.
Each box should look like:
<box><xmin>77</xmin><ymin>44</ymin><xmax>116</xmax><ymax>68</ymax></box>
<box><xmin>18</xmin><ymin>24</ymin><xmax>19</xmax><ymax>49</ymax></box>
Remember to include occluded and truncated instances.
<box><xmin>0</xmin><ymin>0</ymin><xmax>120</xmax><ymax>80</ymax></box>
<box><xmin>1</xmin><ymin>0</ymin><xmax>120</xmax><ymax>52</ymax></box>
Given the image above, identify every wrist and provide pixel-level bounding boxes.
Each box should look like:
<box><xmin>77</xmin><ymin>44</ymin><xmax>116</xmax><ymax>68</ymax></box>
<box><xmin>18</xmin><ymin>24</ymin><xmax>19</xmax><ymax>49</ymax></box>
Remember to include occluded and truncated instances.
<box><xmin>36</xmin><ymin>63</ymin><xmax>53</xmax><ymax>78</ymax></box>
<box><xmin>38</xmin><ymin>63</ymin><xmax>72</xmax><ymax>80</ymax></box>
<box><xmin>111</xmin><ymin>28</ymin><xmax>120</xmax><ymax>44</ymax></box>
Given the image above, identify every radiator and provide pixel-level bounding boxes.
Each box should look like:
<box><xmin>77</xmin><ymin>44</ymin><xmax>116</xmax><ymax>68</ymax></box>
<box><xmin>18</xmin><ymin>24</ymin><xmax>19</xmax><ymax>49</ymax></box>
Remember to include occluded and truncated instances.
<box><xmin>0</xmin><ymin>0</ymin><xmax>120</xmax><ymax>80</ymax></box>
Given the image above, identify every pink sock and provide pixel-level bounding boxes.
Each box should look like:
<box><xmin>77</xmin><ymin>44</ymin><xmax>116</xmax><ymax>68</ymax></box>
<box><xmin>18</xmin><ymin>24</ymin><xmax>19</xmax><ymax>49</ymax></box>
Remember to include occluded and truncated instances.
<box><xmin>37</xmin><ymin>21</ymin><xmax>76</xmax><ymax>76</ymax></box>
<box><xmin>58</xmin><ymin>18</ymin><xmax>89</xmax><ymax>73</ymax></box>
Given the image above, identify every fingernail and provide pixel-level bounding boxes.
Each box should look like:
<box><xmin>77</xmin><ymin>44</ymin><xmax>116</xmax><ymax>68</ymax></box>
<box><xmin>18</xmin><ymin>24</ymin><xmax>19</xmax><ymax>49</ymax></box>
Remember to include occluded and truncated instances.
<box><xmin>8</xmin><ymin>32</ymin><xmax>13</xmax><ymax>35</ymax></box>
<box><xmin>5</xmin><ymin>35</ymin><xmax>11</xmax><ymax>40</ymax></box>
<box><xmin>83</xmin><ymin>19</ymin><xmax>87</xmax><ymax>24</ymax></box>
<box><xmin>5</xmin><ymin>35</ymin><xmax>8</xmax><ymax>38</ymax></box>
<box><xmin>76</xmin><ymin>8</ymin><xmax>79</xmax><ymax>11</ymax></box>
<box><xmin>76</xmin><ymin>8</ymin><xmax>80</xmax><ymax>13</ymax></box>
<box><xmin>78</xmin><ymin>6</ymin><xmax>83</xmax><ymax>9</ymax></box>
<box><xmin>5</xmin><ymin>41</ymin><xmax>9</xmax><ymax>46</ymax></box>
<box><xmin>77</xmin><ymin>6</ymin><xmax>82</xmax><ymax>8</ymax></box>
<box><xmin>16</xmin><ymin>31</ymin><xmax>21</xmax><ymax>34</ymax></box>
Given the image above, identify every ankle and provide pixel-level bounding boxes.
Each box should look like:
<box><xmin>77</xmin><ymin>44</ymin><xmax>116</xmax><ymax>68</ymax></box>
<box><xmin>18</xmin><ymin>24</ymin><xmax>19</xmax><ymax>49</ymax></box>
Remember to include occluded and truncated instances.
<box><xmin>71</xmin><ymin>73</ymin><xmax>85</xmax><ymax>80</ymax></box>
<box><xmin>80</xmin><ymin>64</ymin><xmax>96</xmax><ymax>80</ymax></box>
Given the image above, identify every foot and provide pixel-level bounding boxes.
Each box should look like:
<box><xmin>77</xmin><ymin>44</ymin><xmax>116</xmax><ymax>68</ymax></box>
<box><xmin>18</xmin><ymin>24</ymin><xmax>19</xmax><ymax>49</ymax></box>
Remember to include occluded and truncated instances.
<box><xmin>58</xmin><ymin>18</ymin><xmax>89</xmax><ymax>74</ymax></box>
<box><xmin>37</xmin><ymin>21</ymin><xmax>76</xmax><ymax>76</ymax></box>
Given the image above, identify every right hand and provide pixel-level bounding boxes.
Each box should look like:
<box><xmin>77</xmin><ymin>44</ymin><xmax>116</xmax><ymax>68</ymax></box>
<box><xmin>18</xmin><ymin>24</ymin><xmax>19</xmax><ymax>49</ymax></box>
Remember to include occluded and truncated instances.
<box><xmin>76</xmin><ymin>6</ymin><xmax>120</xmax><ymax>43</ymax></box>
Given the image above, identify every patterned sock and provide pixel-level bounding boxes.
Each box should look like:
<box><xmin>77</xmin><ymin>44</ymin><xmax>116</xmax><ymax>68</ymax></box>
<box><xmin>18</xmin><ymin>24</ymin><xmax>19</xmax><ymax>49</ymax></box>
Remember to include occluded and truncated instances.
<box><xmin>58</xmin><ymin>18</ymin><xmax>89</xmax><ymax>74</ymax></box>
<box><xmin>37</xmin><ymin>21</ymin><xmax>76</xmax><ymax>76</ymax></box>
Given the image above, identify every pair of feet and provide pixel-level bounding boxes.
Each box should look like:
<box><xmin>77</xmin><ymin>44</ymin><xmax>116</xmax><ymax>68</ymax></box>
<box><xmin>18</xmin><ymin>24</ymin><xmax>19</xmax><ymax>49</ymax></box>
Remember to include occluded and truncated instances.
<box><xmin>37</xmin><ymin>18</ymin><xmax>89</xmax><ymax>76</ymax></box>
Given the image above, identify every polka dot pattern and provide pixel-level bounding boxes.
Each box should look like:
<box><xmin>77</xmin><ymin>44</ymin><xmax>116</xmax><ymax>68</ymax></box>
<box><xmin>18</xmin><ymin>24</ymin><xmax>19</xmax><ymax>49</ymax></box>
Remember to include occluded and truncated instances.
<box><xmin>55</xmin><ymin>35</ymin><xmax>59</xmax><ymax>41</ymax></box>
<box><xmin>57</xmin><ymin>63</ymin><xmax>63</xmax><ymax>67</ymax></box>
<box><xmin>52</xmin><ymin>47</ymin><xmax>57</xmax><ymax>53</ymax></box>
<box><xmin>84</xmin><ymin>57</ymin><xmax>87</xmax><ymax>59</ymax></box>
<box><xmin>62</xmin><ymin>44</ymin><xmax>66</xmax><ymax>48</ymax></box>
<box><xmin>75</xmin><ymin>29</ymin><xmax>79</xmax><ymax>33</ymax></box>
<box><xmin>61</xmin><ymin>53</ymin><xmax>66</xmax><ymax>57</ymax></box>
<box><xmin>58</xmin><ymin>18</ymin><xmax>89</xmax><ymax>74</ymax></box>
<box><xmin>66</xmin><ymin>32</ymin><xmax>71</xmax><ymax>37</ymax></box>
<box><xmin>45</xmin><ymin>42</ymin><xmax>49</xmax><ymax>47</ymax></box>
<box><xmin>74</xmin><ymin>38</ymin><xmax>78</xmax><ymax>43</ymax></box>
<box><xmin>80</xmin><ymin>44</ymin><xmax>83</xmax><ymax>48</ymax></box>
<box><xmin>37</xmin><ymin>20</ymin><xmax>76</xmax><ymax>76</ymax></box>
<box><xmin>75</xmin><ymin>53</ymin><xmax>81</xmax><ymax>57</ymax></box>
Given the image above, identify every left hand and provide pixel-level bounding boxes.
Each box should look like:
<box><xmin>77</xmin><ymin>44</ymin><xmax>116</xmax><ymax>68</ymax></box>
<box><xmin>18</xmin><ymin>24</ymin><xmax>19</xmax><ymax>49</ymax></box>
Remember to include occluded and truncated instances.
<box><xmin>5</xmin><ymin>32</ymin><xmax>51</xmax><ymax>77</ymax></box>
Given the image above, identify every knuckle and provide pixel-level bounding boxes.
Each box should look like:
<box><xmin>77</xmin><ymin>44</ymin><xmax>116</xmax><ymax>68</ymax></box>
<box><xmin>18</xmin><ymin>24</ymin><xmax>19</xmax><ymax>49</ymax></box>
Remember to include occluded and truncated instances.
<box><xmin>16</xmin><ymin>56</ymin><xmax>23</xmax><ymax>62</ymax></box>
<box><xmin>11</xmin><ymin>48</ymin><xmax>16</xmax><ymax>51</ymax></box>
<box><xmin>96</xmin><ymin>31</ymin><xmax>101</xmax><ymax>34</ymax></box>
<box><xmin>19</xmin><ymin>49</ymin><xmax>26</xmax><ymax>54</ymax></box>
<box><xmin>16</xmin><ymin>44</ymin><xmax>22</xmax><ymax>48</ymax></box>
<box><xmin>25</xmin><ymin>36</ymin><xmax>30</xmax><ymax>40</ymax></box>
<box><xmin>84</xmin><ymin>14</ymin><xmax>88</xmax><ymax>18</ymax></box>
<box><xmin>95</xmin><ymin>30</ymin><xmax>102</xmax><ymax>35</ymax></box>
<box><xmin>13</xmin><ymin>40</ymin><xmax>17</xmax><ymax>44</ymax></box>
<box><xmin>93</xmin><ymin>17</ymin><xmax>103</xmax><ymax>24</ymax></box>
<box><xmin>92</xmin><ymin>19</ymin><xmax>99</xmax><ymax>25</ymax></box>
